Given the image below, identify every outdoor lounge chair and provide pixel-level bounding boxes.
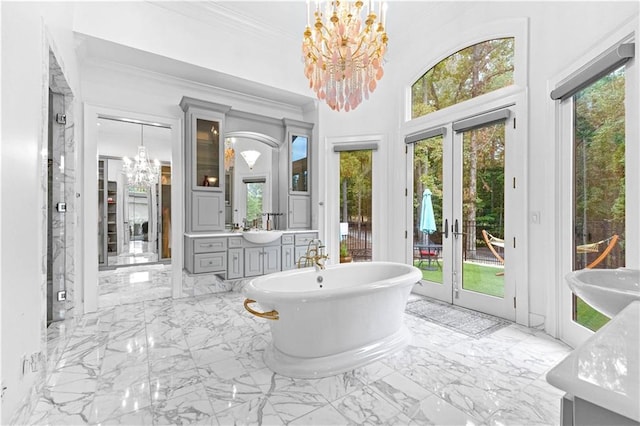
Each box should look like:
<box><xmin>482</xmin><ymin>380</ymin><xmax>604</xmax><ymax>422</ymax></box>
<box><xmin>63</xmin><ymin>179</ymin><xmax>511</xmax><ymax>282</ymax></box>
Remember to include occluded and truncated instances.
<box><xmin>417</xmin><ymin>247</ymin><xmax>440</xmax><ymax>270</ymax></box>
<box><xmin>481</xmin><ymin>229</ymin><xmax>505</xmax><ymax>276</ymax></box>
<box><xmin>577</xmin><ymin>234</ymin><xmax>619</xmax><ymax>269</ymax></box>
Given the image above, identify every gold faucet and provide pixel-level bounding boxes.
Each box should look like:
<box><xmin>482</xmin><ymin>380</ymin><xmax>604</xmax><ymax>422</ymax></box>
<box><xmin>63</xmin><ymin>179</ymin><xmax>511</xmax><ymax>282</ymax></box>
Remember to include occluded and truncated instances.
<box><xmin>297</xmin><ymin>239</ymin><xmax>329</xmax><ymax>270</ymax></box>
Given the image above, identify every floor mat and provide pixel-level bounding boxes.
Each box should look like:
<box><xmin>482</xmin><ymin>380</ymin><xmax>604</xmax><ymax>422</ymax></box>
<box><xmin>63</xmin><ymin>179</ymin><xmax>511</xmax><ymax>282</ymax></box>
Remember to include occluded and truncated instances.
<box><xmin>405</xmin><ymin>297</ymin><xmax>512</xmax><ymax>339</ymax></box>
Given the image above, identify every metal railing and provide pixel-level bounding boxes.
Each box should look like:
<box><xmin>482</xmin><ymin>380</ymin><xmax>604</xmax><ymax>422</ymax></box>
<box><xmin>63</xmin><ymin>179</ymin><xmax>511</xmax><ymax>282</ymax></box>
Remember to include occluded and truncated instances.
<box><xmin>414</xmin><ymin>219</ymin><xmax>625</xmax><ymax>269</ymax></box>
<box><xmin>342</xmin><ymin>221</ymin><xmax>372</xmax><ymax>261</ymax></box>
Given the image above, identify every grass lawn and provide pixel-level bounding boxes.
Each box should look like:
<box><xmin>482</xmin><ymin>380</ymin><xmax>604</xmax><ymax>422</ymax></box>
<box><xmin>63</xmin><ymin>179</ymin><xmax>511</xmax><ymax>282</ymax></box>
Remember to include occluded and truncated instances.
<box><xmin>414</xmin><ymin>260</ymin><xmax>505</xmax><ymax>297</ymax></box>
<box><xmin>576</xmin><ymin>298</ymin><xmax>610</xmax><ymax>331</ymax></box>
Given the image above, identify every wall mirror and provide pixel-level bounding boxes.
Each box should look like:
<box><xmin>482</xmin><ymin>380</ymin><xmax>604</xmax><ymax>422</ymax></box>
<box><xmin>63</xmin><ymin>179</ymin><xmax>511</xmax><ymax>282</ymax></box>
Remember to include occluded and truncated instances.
<box><xmin>97</xmin><ymin>117</ymin><xmax>172</xmax><ymax>269</ymax></box>
<box><xmin>224</xmin><ymin>131</ymin><xmax>280</xmax><ymax>229</ymax></box>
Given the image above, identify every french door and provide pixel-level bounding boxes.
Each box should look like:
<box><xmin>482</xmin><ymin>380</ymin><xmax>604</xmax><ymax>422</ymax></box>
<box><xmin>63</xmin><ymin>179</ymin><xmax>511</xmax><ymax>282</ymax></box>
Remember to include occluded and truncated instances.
<box><xmin>408</xmin><ymin>107</ymin><xmax>517</xmax><ymax>321</ymax></box>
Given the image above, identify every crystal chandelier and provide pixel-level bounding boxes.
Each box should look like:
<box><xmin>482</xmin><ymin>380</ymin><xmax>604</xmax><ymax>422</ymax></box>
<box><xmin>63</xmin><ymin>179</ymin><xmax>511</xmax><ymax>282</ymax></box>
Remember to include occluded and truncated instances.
<box><xmin>302</xmin><ymin>0</ymin><xmax>388</xmax><ymax>112</ymax></box>
<box><xmin>123</xmin><ymin>125</ymin><xmax>160</xmax><ymax>190</ymax></box>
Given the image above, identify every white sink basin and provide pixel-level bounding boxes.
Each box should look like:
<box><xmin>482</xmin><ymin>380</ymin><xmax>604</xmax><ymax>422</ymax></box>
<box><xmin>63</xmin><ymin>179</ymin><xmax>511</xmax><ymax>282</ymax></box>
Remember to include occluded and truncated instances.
<box><xmin>242</xmin><ymin>230</ymin><xmax>283</xmax><ymax>244</ymax></box>
<box><xmin>565</xmin><ymin>268</ymin><xmax>640</xmax><ymax>318</ymax></box>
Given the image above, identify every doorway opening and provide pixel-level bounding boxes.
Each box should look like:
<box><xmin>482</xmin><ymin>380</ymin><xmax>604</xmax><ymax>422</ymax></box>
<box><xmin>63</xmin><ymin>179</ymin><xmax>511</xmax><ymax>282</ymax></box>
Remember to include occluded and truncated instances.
<box><xmin>97</xmin><ymin>118</ymin><xmax>172</xmax><ymax>270</ymax></box>
<box><xmin>408</xmin><ymin>108</ymin><xmax>517</xmax><ymax>321</ymax></box>
<box><xmin>338</xmin><ymin>149</ymin><xmax>373</xmax><ymax>262</ymax></box>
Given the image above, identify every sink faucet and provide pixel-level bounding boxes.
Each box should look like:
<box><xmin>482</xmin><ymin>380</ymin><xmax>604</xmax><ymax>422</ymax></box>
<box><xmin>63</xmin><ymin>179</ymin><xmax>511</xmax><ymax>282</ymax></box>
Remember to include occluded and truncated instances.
<box><xmin>297</xmin><ymin>239</ymin><xmax>329</xmax><ymax>270</ymax></box>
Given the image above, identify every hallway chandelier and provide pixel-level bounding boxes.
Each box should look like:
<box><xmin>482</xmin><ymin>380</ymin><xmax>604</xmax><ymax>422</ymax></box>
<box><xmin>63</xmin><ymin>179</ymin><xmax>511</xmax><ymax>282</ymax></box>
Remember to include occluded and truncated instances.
<box><xmin>123</xmin><ymin>125</ymin><xmax>160</xmax><ymax>190</ymax></box>
<box><xmin>302</xmin><ymin>0</ymin><xmax>388</xmax><ymax>112</ymax></box>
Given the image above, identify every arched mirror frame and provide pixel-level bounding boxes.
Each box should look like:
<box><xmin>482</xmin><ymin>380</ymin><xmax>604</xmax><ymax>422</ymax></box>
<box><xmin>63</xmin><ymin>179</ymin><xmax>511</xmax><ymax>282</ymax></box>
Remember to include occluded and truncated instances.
<box><xmin>224</xmin><ymin>131</ymin><xmax>282</xmax><ymax>229</ymax></box>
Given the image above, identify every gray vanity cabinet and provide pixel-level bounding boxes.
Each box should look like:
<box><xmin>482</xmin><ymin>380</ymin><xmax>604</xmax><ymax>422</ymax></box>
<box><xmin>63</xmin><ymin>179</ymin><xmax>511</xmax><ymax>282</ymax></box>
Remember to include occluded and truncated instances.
<box><xmin>184</xmin><ymin>231</ymin><xmax>317</xmax><ymax>276</ymax></box>
<box><xmin>227</xmin><ymin>248</ymin><xmax>244</xmax><ymax>279</ymax></box>
<box><xmin>191</xmin><ymin>192</ymin><xmax>224</xmax><ymax>232</ymax></box>
<box><xmin>281</xmin><ymin>234</ymin><xmax>295</xmax><ymax>270</ymax></box>
<box><xmin>245</xmin><ymin>245</ymin><xmax>281</xmax><ymax>277</ymax></box>
<box><xmin>185</xmin><ymin>236</ymin><xmax>227</xmax><ymax>274</ymax></box>
<box><xmin>288</xmin><ymin>196</ymin><xmax>311</xmax><ymax>229</ymax></box>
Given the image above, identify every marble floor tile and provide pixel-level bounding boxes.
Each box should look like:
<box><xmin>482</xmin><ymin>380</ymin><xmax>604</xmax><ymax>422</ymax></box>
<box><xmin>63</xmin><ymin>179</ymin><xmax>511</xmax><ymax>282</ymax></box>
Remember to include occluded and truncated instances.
<box><xmin>89</xmin><ymin>381</ymin><xmax>151</xmax><ymax>424</ymax></box>
<box><xmin>151</xmin><ymin>387</ymin><xmax>216</xmax><ymax>425</ymax></box>
<box><xmin>332</xmin><ymin>385</ymin><xmax>401</xmax><ymax>424</ymax></box>
<box><xmin>214</xmin><ymin>396</ymin><xmax>284</xmax><ymax>426</ymax></box>
<box><xmin>150</xmin><ymin>368</ymin><xmax>204</xmax><ymax>403</ymax></box>
<box><xmin>288</xmin><ymin>403</ymin><xmax>350</xmax><ymax>425</ymax></box>
<box><xmin>408</xmin><ymin>393</ymin><xmax>483</xmax><ymax>425</ymax></box>
<box><xmin>368</xmin><ymin>371</ymin><xmax>433</xmax><ymax>415</ymax></box>
<box><xmin>29</xmin><ymin>266</ymin><xmax>576</xmax><ymax>426</ymax></box>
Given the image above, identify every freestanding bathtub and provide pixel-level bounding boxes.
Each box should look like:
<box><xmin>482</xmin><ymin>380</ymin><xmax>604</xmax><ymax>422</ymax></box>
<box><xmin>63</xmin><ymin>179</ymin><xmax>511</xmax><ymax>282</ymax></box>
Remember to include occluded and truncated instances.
<box><xmin>243</xmin><ymin>261</ymin><xmax>422</xmax><ymax>378</ymax></box>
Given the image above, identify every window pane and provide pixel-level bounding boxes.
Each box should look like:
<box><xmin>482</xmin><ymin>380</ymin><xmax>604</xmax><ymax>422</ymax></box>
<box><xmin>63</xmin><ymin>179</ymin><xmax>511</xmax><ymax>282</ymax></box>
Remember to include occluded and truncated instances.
<box><xmin>340</xmin><ymin>150</ymin><xmax>372</xmax><ymax>262</ymax></box>
<box><xmin>572</xmin><ymin>66</ymin><xmax>625</xmax><ymax>331</ymax></box>
<box><xmin>411</xmin><ymin>38</ymin><xmax>514</xmax><ymax>119</ymax></box>
<box><xmin>196</xmin><ymin>119</ymin><xmax>220</xmax><ymax>187</ymax></box>
<box><xmin>246</xmin><ymin>182</ymin><xmax>263</xmax><ymax>223</ymax></box>
<box><xmin>291</xmin><ymin>135</ymin><xmax>308</xmax><ymax>192</ymax></box>
<box><xmin>461</xmin><ymin>123</ymin><xmax>505</xmax><ymax>297</ymax></box>
<box><xmin>413</xmin><ymin>135</ymin><xmax>444</xmax><ymax>282</ymax></box>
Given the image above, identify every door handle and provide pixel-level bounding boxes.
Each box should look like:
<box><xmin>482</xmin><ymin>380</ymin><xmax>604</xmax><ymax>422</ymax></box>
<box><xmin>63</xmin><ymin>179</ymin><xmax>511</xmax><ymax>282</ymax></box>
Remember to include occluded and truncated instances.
<box><xmin>444</xmin><ymin>219</ymin><xmax>449</xmax><ymax>239</ymax></box>
<box><xmin>453</xmin><ymin>219</ymin><xmax>464</xmax><ymax>238</ymax></box>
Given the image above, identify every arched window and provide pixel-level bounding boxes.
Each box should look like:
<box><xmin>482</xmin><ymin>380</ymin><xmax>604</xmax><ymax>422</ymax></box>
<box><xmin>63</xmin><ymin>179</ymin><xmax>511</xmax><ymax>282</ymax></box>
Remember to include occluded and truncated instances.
<box><xmin>411</xmin><ymin>38</ymin><xmax>515</xmax><ymax>119</ymax></box>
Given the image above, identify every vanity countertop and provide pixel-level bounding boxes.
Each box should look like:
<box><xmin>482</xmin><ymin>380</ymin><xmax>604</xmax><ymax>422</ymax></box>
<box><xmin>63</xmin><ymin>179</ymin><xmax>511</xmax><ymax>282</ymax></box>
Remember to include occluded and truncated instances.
<box><xmin>546</xmin><ymin>300</ymin><xmax>639</xmax><ymax>422</ymax></box>
<box><xmin>184</xmin><ymin>230</ymin><xmax>318</xmax><ymax>238</ymax></box>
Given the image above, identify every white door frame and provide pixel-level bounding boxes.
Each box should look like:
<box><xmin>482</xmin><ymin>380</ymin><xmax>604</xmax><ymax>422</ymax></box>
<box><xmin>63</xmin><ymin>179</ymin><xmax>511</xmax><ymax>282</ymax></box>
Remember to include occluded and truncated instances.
<box><xmin>452</xmin><ymin>108</ymin><xmax>516</xmax><ymax>320</ymax></box>
<box><xmin>551</xmin><ymin>18</ymin><xmax>639</xmax><ymax>347</ymax></box>
<box><xmin>83</xmin><ymin>104</ymin><xmax>183</xmax><ymax>313</ymax></box>
<box><xmin>404</xmin><ymin>90</ymin><xmax>529</xmax><ymax>325</ymax></box>
<box><xmin>325</xmin><ymin>135</ymin><xmax>385</xmax><ymax>264</ymax></box>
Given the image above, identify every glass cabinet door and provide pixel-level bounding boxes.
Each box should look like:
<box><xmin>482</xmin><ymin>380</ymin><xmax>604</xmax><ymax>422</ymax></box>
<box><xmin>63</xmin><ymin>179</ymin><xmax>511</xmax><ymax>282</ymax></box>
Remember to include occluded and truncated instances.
<box><xmin>291</xmin><ymin>134</ymin><xmax>309</xmax><ymax>193</ymax></box>
<box><xmin>195</xmin><ymin>118</ymin><xmax>221</xmax><ymax>189</ymax></box>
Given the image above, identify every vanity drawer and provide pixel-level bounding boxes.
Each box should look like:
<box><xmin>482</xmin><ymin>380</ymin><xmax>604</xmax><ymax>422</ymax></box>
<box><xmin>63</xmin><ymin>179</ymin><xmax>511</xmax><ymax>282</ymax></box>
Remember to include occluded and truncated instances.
<box><xmin>295</xmin><ymin>233</ymin><xmax>317</xmax><ymax>246</ymax></box>
<box><xmin>194</xmin><ymin>252</ymin><xmax>227</xmax><ymax>273</ymax></box>
<box><xmin>281</xmin><ymin>234</ymin><xmax>294</xmax><ymax>245</ymax></box>
<box><xmin>228</xmin><ymin>236</ymin><xmax>244</xmax><ymax>248</ymax></box>
<box><xmin>194</xmin><ymin>238</ymin><xmax>227</xmax><ymax>253</ymax></box>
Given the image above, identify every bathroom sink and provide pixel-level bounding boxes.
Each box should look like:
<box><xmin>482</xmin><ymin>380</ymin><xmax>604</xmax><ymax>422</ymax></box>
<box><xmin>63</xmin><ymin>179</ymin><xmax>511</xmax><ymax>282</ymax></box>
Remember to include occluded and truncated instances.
<box><xmin>565</xmin><ymin>268</ymin><xmax>640</xmax><ymax>318</ymax></box>
<box><xmin>242</xmin><ymin>230</ymin><xmax>283</xmax><ymax>244</ymax></box>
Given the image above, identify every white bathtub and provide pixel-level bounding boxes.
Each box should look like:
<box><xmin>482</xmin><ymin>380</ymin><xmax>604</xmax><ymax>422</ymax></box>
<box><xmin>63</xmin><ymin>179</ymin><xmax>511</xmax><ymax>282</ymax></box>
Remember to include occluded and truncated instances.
<box><xmin>243</xmin><ymin>261</ymin><xmax>422</xmax><ymax>378</ymax></box>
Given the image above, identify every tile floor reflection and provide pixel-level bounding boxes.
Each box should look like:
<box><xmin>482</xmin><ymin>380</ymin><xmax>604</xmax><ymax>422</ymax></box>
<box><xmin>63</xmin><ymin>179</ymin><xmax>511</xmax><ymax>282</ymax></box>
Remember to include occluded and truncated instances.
<box><xmin>32</xmin><ymin>280</ymin><xmax>571</xmax><ymax>425</ymax></box>
<box><xmin>98</xmin><ymin>264</ymin><xmax>172</xmax><ymax>308</ymax></box>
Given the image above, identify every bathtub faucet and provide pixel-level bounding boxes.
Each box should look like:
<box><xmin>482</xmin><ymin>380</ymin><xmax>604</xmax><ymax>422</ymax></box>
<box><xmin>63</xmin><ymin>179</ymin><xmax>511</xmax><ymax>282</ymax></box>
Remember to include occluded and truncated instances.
<box><xmin>297</xmin><ymin>239</ymin><xmax>329</xmax><ymax>270</ymax></box>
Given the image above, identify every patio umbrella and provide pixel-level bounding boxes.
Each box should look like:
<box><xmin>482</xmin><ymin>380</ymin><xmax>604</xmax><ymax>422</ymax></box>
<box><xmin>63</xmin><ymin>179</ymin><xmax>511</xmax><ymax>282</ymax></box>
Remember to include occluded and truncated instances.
<box><xmin>419</xmin><ymin>188</ymin><xmax>436</xmax><ymax>235</ymax></box>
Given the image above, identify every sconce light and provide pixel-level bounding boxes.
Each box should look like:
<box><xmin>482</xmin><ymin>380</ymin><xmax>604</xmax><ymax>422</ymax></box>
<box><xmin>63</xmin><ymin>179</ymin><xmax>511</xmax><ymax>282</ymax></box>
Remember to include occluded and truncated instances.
<box><xmin>240</xmin><ymin>150</ymin><xmax>261</xmax><ymax>169</ymax></box>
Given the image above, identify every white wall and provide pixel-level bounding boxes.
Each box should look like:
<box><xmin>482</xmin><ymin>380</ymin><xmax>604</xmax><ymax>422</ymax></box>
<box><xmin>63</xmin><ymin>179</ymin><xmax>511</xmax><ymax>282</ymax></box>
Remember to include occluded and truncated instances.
<box><xmin>0</xmin><ymin>2</ymin><xmax>81</xmax><ymax>422</ymax></box>
<box><xmin>72</xmin><ymin>1</ymin><xmax>310</xmax><ymax>99</ymax></box>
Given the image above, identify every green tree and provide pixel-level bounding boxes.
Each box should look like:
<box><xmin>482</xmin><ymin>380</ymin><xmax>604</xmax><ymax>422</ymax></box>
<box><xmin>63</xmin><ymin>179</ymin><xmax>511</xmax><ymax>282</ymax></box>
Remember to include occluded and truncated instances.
<box><xmin>411</xmin><ymin>38</ymin><xmax>514</xmax><ymax>246</ymax></box>
<box><xmin>340</xmin><ymin>150</ymin><xmax>372</xmax><ymax>228</ymax></box>
<box><xmin>574</xmin><ymin>67</ymin><xmax>625</xmax><ymax>267</ymax></box>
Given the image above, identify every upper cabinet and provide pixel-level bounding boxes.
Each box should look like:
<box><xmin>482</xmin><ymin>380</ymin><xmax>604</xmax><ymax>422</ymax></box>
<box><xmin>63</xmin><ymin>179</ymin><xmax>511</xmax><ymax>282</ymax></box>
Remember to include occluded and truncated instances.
<box><xmin>283</xmin><ymin>119</ymin><xmax>314</xmax><ymax>229</ymax></box>
<box><xmin>181</xmin><ymin>98</ymin><xmax>315</xmax><ymax>234</ymax></box>
<box><xmin>180</xmin><ymin>97</ymin><xmax>231</xmax><ymax>232</ymax></box>
<box><xmin>195</xmin><ymin>117</ymin><xmax>222</xmax><ymax>189</ymax></box>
